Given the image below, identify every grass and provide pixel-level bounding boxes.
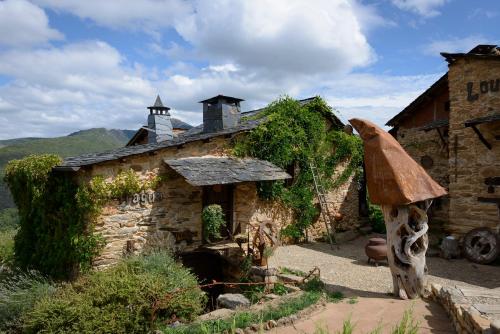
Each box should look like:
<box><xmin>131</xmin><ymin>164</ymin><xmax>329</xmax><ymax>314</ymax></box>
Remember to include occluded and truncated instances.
<box><xmin>0</xmin><ymin>227</ymin><xmax>16</xmax><ymax>265</ymax></box>
<box><xmin>162</xmin><ymin>291</ymin><xmax>323</xmax><ymax>334</ymax></box>
<box><xmin>280</xmin><ymin>267</ymin><xmax>307</xmax><ymax>277</ymax></box>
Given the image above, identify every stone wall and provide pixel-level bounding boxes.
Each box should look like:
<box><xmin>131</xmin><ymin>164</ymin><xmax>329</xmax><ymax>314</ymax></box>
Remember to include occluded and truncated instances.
<box><xmin>80</xmin><ymin>134</ymin><xmax>360</xmax><ymax>268</ymax></box>
<box><xmin>396</xmin><ymin>127</ymin><xmax>450</xmax><ymax>230</ymax></box>
<box><xmin>447</xmin><ymin>57</ymin><xmax>500</xmax><ymax>237</ymax></box>
<box><xmin>87</xmin><ymin>137</ymin><xmax>231</xmax><ymax>268</ymax></box>
<box><xmin>428</xmin><ymin>283</ymin><xmax>497</xmax><ymax>334</ymax></box>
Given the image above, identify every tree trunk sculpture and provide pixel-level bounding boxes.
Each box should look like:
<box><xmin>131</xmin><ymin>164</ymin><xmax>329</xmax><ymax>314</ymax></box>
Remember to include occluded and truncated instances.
<box><xmin>348</xmin><ymin>118</ymin><xmax>446</xmax><ymax>299</ymax></box>
<box><xmin>382</xmin><ymin>204</ymin><xmax>429</xmax><ymax>299</ymax></box>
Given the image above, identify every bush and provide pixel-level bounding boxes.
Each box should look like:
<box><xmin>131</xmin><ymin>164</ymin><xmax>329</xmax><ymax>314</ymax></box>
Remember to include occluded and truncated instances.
<box><xmin>0</xmin><ymin>270</ymin><xmax>55</xmax><ymax>331</ymax></box>
<box><xmin>0</xmin><ymin>228</ymin><xmax>16</xmax><ymax>265</ymax></box>
<box><xmin>202</xmin><ymin>205</ymin><xmax>226</xmax><ymax>243</ymax></box>
<box><xmin>369</xmin><ymin>204</ymin><xmax>386</xmax><ymax>234</ymax></box>
<box><xmin>0</xmin><ymin>208</ymin><xmax>19</xmax><ymax>232</ymax></box>
<box><xmin>22</xmin><ymin>251</ymin><xmax>206</xmax><ymax>334</ymax></box>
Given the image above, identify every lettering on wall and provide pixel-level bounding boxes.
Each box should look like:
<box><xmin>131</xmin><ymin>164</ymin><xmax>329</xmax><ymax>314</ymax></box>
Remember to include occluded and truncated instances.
<box><xmin>129</xmin><ymin>191</ymin><xmax>163</xmax><ymax>205</ymax></box>
<box><xmin>467</xmin><ymin>79</ymin><xmax>500</xmax><ymax>101</ymax></box>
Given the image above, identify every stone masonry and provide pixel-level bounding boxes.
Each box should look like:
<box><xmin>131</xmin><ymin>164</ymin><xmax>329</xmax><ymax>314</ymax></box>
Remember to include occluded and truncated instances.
<box><xmin>85</xmin><ymin>135</ymin><xmax>360</xmax><ymax>268</ymax></box>
<box><xmin>447</xmin><ymin>57</ymin><xmax>500</xmax><ymax>236</ymax></box>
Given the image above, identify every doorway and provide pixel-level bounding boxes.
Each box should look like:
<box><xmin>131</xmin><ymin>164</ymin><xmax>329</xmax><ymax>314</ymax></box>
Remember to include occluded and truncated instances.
<box><xmin>202</xmin><ymin>184</ymin><xmax>235</xmax><ymax>239</ymax></box>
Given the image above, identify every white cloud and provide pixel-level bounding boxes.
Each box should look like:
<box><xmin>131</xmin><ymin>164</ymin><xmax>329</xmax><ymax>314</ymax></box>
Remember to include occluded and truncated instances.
<box><xmin>175</xmin><ymin>0</ymin><xmax>375</xmax><ymax>76</ymax></box>
<box><xmin>391</xmin><ymin>0</ymin><xmax>448</xmax><ymax>18</ymax></box>
<box><xmin>0</xmin><ymin>41</ymin><xmax>158</xmax><ymax>138</ymax></box>
<box><xmin>0</xmin><ymin>0</ymin><xmax>63</xmax><ymax>47</ymax></box>
<box><xmin>319</xmin><ymin>73</ymin><xmax>442</xmax><ymax>127</ymax></box>
<box><xmin>33</xmin><ymin>0</ymin><xmax>192</xmax><ymax>33</ymax></box>
<box><xmin>0</xmin><ymin>0</ymin><xmax>424</xmax><ymax>139</ymax></box>
<box><xmin>423</xmin><ymin>35</ymin><xmax>491</xmax><ymax>56</ymax></box>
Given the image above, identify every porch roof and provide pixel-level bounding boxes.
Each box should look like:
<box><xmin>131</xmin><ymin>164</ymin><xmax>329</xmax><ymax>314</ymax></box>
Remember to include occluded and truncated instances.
<box><xmin>164</xmin><ymin>156</ymin><xmax>291</xmax><ymax>186</ymax></box>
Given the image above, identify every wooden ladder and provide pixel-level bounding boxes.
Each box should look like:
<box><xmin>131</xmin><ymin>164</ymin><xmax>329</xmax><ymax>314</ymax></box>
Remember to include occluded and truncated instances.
<box><xmin>309</xmin><ymin>160</ymin><xmax>336</xmax><ymax>247</ymax></box>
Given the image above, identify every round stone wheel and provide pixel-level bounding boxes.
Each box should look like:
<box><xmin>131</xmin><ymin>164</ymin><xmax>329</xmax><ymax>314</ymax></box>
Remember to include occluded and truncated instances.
<box><xmin>463</xmin><ymin>227</ymin><xmax>500</xmax><ymax>265</ymax></box>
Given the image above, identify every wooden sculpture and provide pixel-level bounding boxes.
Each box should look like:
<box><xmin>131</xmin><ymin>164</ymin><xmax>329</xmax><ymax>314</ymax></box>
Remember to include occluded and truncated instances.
<box><xmin>349</xmin><ymin>118</ymin><xmax>447</xmax><ymax>299</ymax></box>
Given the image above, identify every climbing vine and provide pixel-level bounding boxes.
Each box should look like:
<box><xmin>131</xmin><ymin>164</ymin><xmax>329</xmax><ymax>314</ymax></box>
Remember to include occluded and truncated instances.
<box><xmin>4</xmin><ymin>154</ymin><xmax>161</xmax><ymax>279</ymax></box>
<box><xmin>234</xmin><ymin>96</ymin><xmax>363</xmax><ymax>239</ymax></box>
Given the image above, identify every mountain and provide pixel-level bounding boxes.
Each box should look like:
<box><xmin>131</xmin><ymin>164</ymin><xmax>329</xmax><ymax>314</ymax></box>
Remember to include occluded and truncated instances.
<box><xmin>0</xmin><ymin>128</ymin><xmax>136</xmax><ymax>210</ymax></box>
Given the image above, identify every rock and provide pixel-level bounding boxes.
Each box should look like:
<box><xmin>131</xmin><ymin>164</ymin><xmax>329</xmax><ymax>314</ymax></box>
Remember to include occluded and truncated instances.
<box><xmin>250</xmin><ymin>324</ymin><xmax>260</xmax><ymax>331</ymax></box>
<box><xmin>491</xmin><ymin>320</ymin><xmax>500</xmax><ymax>334</ymax></box>
<box><xmin>198</xmin><ymin>308</ymin><xmax>235</xmax><ymax>321</ymax></box>
<box><xmin>277</xmin><ymin>273</ymin><xmax>303</xmax><ymax>284</ymax></box>
<box><xmin>217</xmin><ymin>293</ymin><xmax>251</xmax><ymax>310</ymax></box>
<box><xmin>440</xmin><ymin>236</ymin><xmax>460</xmax><ymax>259</ymax></box>
<box><xmin>265</xmin><ymin>293</ymin><xmax>280</xmax><ymax>300</ymax></box>
<box><xmin>250</xmin><ymin>266</ymin><xmax>278</xmax><ymax>277</ymax></box>
<box><xmin>285</xmin><ymin>284</ymin><xmax>301</xmax><ymax>292</ymax></box>
<box><xmin>268</xmin><ymin>320</ymin><xmax>277</xmax><ymax>329</ymax></box>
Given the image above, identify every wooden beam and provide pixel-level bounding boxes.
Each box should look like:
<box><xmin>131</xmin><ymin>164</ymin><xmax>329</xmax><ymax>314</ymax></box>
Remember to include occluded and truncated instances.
<box><xmin>470</xmin><ymin>125</ymin><xmax>492</xmax><ymax>150</ymax></box>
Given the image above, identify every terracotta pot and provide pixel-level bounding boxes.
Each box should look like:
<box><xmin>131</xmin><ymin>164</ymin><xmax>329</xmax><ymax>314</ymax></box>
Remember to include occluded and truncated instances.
<box><xmin>365</xmin><ymin>237</ymin><xmax>387</xmax><ymax>266</ymax></box>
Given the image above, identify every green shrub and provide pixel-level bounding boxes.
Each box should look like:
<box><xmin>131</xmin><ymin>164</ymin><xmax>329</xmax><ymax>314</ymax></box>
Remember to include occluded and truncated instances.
<box><xmin>0</xmin><ymin>228</ymin><xmax>16</xmax><ymax>265</ymax></box>
<box><xmin>202</xmin><ymin>205</ymin><xmax>226</xmax><ymax>243</ymax></box>
<box><xmin>272</xmin><ymin>282</ymin><xmax>288</xmax><ymax>296</ymax></box>
<box><xmin>369</xmin><ymin>204</ymin><xmax>386</xmax><ymax>234</ymax></box>
<box><xmin>0</xmin><ymin>270</ymin><xmax>56</xmax><ymax>331</ymax></box>
<box><xmin>0</xmin><ymin>208</ymin><xmax>19</xmax><ymax>232</ymax></box>
<box><xmin>22</xmin><ymin>251</ymin><xmax>206</xmax><ymax>334</ymax></box>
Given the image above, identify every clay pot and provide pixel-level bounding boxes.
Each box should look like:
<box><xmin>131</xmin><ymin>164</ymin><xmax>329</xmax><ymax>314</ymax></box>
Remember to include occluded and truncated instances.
<box><xmin>365</xmin><ymin>237</ymin><xmax>387</xmax><ymax>266</ymax></box>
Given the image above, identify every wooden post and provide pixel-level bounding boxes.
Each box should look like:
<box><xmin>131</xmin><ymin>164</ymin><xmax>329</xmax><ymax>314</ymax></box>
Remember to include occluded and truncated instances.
<box><xmin>381</xmin><ymin>204</ymin><xmax>429</xmax><ymax>299</ymax></box>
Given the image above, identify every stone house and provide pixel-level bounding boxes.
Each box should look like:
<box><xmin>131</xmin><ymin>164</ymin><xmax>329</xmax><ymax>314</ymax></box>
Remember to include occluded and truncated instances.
<box><xmin>54</xmin><ymin>95</ymin><xmax>361</xmax><ymax>268</ymax></box>
<box><xmin>386</xmin><ymin>45</ymin><xmax>500</xmax><ymax>239</ymax></box>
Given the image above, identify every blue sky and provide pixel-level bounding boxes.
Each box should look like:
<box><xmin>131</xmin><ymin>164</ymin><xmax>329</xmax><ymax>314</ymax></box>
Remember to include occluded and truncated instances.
<box><xmin>0</xmin><ymin>0</ymin><xmax>498</xmax><ymax>139</ymax></box>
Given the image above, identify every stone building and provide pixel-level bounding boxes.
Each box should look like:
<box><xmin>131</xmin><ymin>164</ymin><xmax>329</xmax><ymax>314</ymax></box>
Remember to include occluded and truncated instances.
<box><xmin>386</xmin><ymin>45</ymin><xmax>500</xmax><ymax>239</ymax></box>
<box><xmin>54</xmin><ymin>95</ymin><xmax>361</xmax><ymax>268</ymax></box>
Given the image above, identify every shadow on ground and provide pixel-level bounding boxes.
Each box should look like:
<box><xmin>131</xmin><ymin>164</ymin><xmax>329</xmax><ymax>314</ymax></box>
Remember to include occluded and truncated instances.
<box><xmin>295</xmin><ymin>235</ymin><xmax>500</xmax><ymax>290</ymax></box>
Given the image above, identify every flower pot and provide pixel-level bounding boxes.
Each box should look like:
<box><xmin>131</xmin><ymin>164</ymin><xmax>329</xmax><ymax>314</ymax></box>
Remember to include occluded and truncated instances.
<box><xmin>365</xmin><ymin>237</ymin><xmax>387</xmax><ymax>266</ymax></box>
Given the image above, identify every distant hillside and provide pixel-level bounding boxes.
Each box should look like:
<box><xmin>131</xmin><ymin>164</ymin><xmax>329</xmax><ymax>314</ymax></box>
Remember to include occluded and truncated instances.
<box><xmin>0</xmin><ymin>128</ymin><xmax>135</xmax><ymax>209</ymax></box>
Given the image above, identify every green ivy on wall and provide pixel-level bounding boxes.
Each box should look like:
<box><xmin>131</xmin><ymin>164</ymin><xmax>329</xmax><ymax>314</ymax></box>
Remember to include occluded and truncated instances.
<box><xmin>4</xmin><ymin>154</ymin><xmax>161</xmax><ymax>279</ymax></box>
<box><xmin>233</xmin><ymin>96</ymin><xmax>363</xmax><ymax>239</ymax></box>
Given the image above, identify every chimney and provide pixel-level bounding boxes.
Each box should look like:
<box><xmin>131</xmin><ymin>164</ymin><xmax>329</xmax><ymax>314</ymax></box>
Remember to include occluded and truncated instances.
<box><xmin>147</xmin><ymin>95</ymin><xmax>173</xmax><ymax>143</ymax></box>
<box><xmin>199</xmin><ymin>95</ymin><xmax>244</xmax><ymax>133</ymax></box>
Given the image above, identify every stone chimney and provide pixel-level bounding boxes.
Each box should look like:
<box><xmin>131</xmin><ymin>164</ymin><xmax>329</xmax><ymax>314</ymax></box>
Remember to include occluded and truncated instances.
<box><xmin>147</xmin><ymin>95</ymin><xmax>173</xmax><ymax>143</ymax></box>
<box><xmin>199</xmin><ymin>95</ymin><xmax>244</xmax><ymax>133</ymax></box>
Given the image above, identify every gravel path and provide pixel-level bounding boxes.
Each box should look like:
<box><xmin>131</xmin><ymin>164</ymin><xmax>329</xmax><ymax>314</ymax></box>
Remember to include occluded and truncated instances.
<box><xmin>270</xmin><ymin>234</ymin><xmax>500</xmax><ymax>296</ymax></box>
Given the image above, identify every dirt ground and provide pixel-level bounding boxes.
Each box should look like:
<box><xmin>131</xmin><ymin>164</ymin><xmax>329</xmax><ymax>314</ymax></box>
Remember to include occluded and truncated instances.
<box><xmin>268</xmin><ymin>234</ymin><xmax>500</xmax><ymax>333</ymax></box>
<box><xmin>271</xmin><ymin>297</ymin><xmax>454</xmax><ymax>334</ymax></box>
<box><xmin>270</xmin><ymin>234</ymin><xmax>500</xmax><ymax>296</ymax></box>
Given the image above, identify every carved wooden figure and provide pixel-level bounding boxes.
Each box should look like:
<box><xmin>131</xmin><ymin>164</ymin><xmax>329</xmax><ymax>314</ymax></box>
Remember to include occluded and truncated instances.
<box><xmin>349</xmin><ymin>118</ymin><xmax>446</xmax><ymax>299</ymax></box>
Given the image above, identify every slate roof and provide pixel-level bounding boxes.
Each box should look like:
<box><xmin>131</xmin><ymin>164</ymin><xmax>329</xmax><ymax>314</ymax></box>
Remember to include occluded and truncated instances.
<box><xmin>442</xmin><ymin>45</ymin><xmax>500</xmax><ymax>64</ymax></box>
<box><xmin>55</xmin><ymin>97</ymin><xmax>343</xmax><ymax>170</ymax></box>
<box><xmin>164</xmin><ymin>156</ymin><xmax>291</xmax><ymax>186</ymax></box>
